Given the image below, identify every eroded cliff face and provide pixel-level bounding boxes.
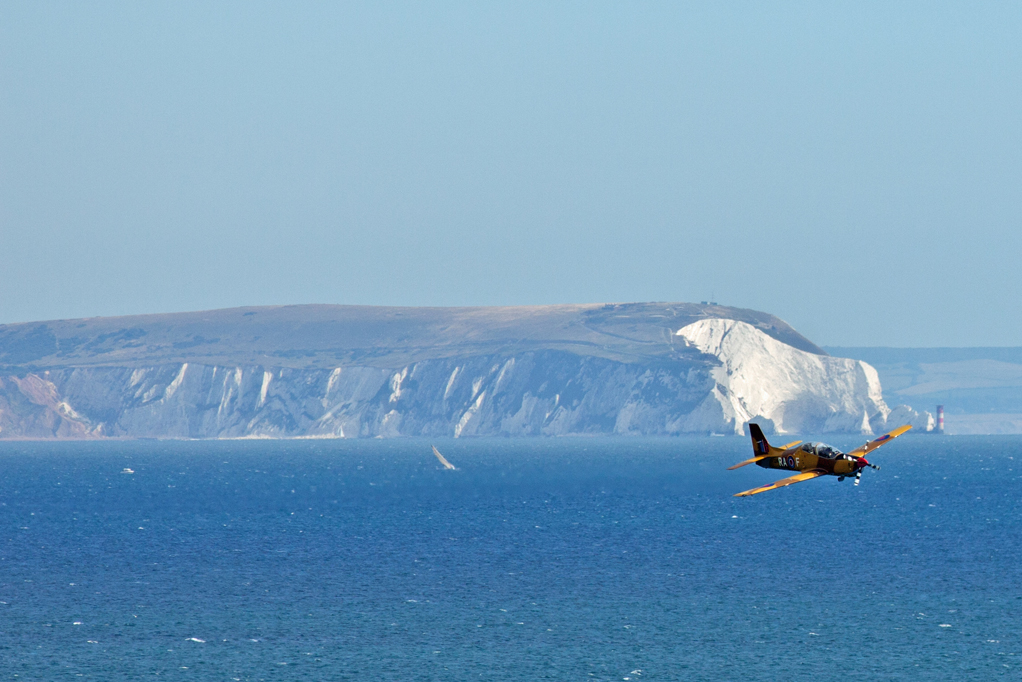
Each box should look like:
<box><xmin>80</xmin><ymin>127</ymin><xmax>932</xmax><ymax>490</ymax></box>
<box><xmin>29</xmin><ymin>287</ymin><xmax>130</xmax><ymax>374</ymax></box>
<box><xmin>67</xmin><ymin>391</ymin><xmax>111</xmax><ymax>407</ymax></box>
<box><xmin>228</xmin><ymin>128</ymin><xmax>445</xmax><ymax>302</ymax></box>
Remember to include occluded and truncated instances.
<box><xmin>676</xmin><ymin>319</ymin><xmax>889</xmax><ymax>435</ymax></box>
<box><xmin>0</xmin><ymin>317</ymin><xmax>899</xmax><ymax>439</ymax></box>
<box><xmin>0</xmin><ymin>351</ymin><xmax>714</xmax><ymax>438</ymax></box>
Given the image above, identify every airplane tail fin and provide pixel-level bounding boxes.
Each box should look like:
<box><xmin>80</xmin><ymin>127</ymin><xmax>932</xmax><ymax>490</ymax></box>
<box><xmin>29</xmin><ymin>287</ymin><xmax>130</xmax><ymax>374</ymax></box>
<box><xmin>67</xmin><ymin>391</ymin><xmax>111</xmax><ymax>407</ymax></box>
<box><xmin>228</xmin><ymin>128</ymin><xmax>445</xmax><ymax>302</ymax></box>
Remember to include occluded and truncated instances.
<box><xmin>748</xmin><ymin>423</ymin><xmax>771</xmax><ymax>456</ymax></box>
<box><xmin>729</xmin><ymin>423</ymin><xmax>801</xmax><ymax>470</ymax></box>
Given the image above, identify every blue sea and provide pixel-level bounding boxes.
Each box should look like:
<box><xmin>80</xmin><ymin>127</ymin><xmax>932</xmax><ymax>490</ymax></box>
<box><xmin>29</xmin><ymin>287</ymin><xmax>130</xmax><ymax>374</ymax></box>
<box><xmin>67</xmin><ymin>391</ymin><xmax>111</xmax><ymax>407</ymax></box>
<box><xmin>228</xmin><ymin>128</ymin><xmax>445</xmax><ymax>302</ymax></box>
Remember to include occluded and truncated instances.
<box><xmin>1</xmin><ymin>436</ymin><xmax>1020</xmax><ymax>680</ymax></box>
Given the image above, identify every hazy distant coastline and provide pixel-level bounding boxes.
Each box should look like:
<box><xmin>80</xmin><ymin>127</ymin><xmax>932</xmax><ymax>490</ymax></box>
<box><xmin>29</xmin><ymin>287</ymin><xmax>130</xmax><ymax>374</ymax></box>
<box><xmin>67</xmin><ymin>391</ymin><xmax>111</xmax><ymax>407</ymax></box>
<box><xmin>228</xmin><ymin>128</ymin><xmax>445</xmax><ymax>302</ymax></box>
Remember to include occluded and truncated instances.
<box><xmin>825</xmin><ymin>347</ymin><xmax>1022</xmax><ymax>435</ymax></box>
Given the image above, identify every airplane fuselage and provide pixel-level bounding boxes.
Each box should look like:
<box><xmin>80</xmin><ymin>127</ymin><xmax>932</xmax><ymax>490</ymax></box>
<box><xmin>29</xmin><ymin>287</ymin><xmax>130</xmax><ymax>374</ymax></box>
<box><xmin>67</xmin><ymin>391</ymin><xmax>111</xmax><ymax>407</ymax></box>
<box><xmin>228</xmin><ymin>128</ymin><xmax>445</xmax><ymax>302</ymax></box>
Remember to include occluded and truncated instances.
<box><xmin>756</xmin><ymin>443</ymin><xmax>860</xmax><ymax>477</ymax></box>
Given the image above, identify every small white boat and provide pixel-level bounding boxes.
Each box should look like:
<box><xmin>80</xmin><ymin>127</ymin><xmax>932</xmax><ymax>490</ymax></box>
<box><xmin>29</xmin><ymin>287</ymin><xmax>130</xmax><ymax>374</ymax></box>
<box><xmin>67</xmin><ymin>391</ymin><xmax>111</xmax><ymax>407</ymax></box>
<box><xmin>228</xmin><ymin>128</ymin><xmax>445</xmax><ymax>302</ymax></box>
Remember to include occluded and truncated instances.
<box><xmin>121</xmin><ymin>468</ymin><xmax>135</xmax><ymax>474</ymax></box>
<box><xmin>431</xmin><ymin>445</ymin><xmax>457</xmax><ymax>470</ymax></box>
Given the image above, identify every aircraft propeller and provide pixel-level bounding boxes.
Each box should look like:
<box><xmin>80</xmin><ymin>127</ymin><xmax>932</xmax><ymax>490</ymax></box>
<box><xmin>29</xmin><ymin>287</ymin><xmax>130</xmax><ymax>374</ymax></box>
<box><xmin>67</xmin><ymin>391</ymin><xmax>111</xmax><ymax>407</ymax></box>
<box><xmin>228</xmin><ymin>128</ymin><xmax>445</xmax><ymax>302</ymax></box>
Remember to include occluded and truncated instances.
<box><xmin>852</xmin><ymin>456</ymin><xmax>879</xmax><ymax>486</ymax></box>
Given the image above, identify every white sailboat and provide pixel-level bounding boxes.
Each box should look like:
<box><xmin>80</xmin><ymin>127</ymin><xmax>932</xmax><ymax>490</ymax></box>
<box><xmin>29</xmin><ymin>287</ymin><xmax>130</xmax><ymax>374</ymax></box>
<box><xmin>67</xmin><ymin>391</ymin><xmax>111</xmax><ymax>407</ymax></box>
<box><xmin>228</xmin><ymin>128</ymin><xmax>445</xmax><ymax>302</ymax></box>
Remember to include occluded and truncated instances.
<box><xmin>431</xmin><ymin>445</ymin><xmax>457</xmax><ymax>470</ymax></box>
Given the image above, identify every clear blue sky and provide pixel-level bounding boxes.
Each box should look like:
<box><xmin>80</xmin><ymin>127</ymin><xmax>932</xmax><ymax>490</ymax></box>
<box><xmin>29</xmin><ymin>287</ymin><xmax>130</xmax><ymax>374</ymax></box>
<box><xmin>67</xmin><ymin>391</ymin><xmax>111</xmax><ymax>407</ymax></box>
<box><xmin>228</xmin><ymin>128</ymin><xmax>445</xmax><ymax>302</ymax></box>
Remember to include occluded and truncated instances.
<box><xmin>2</xmin><ymin>2</ymin><xmax>1019</xmax><ymax>346</ymax></box>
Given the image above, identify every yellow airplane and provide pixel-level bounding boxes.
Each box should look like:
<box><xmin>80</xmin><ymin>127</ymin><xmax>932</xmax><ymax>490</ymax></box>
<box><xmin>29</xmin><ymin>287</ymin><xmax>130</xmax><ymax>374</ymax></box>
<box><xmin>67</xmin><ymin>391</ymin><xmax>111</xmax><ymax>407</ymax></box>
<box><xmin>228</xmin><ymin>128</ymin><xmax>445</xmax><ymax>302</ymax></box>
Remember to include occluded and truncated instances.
<box><xmin>729</xmin><ymin>423</ymin><xmax>912</xmax><ymax>497</ymax></box>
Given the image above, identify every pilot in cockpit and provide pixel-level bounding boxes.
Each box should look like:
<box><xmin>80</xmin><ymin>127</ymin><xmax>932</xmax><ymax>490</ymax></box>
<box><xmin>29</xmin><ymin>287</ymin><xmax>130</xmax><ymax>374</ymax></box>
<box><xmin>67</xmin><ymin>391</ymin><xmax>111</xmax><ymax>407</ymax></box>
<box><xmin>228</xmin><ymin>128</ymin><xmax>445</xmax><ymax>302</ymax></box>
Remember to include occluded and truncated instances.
<box><xmin>800</xmin><ymin>442</ymin><xmax>842</xmax><ymax>459</ymax></box>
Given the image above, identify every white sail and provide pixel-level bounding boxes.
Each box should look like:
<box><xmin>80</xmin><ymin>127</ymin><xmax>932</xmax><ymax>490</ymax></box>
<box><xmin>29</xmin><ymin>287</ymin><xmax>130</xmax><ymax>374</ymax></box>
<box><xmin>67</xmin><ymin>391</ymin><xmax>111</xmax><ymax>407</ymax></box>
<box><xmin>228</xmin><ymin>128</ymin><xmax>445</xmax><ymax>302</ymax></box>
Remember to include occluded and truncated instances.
<box><xmin>431</xmin><ymin>445</ymin><xmax>457</xmax><ymax>470</ymax></box>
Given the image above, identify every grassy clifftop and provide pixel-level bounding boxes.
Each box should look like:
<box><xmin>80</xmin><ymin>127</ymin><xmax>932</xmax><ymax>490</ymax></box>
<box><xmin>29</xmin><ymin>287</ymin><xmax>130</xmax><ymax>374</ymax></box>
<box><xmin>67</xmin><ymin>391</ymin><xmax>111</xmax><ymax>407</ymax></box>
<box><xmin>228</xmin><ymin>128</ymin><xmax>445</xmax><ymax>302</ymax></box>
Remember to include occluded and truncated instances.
<box><xmin>0</xmin><ymin>302</ymin><xmax>824</xmax><ymax>371</ymax></box>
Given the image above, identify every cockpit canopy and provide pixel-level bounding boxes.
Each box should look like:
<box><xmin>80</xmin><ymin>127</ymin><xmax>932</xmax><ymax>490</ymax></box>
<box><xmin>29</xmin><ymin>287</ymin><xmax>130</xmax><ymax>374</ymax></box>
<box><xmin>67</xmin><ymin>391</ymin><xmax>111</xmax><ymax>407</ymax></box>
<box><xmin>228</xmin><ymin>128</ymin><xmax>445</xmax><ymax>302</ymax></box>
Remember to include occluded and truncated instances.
<box><xmin>800</xmin><ymin>442</ymin><xmax>843</xmax><ymax>459</ymax></box>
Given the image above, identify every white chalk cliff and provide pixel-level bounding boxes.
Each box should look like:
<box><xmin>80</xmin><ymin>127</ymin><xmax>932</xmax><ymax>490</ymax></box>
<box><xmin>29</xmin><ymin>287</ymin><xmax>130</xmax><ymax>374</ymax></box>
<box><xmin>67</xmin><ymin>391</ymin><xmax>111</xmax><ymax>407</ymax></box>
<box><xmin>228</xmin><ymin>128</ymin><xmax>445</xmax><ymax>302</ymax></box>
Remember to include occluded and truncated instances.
<box><xmin>0</xmin><ymin>303</ymin><xmax>898</xmax><ymax>439</ymax></box>
<box><xmin>676</xmin><ymin>319</ymin><xmax>888</xmax><ymax>435</ymax></box>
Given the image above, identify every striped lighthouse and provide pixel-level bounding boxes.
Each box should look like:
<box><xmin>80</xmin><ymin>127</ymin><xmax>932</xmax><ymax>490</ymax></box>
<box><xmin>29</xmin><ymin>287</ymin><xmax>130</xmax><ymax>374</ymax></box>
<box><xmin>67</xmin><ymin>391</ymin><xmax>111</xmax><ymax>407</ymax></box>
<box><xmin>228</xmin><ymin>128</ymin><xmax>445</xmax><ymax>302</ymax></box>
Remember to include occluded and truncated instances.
<box><xmin>936</xmin><ymin>405</ymin><xmax>945</xmax><ymax>434</ymax></box>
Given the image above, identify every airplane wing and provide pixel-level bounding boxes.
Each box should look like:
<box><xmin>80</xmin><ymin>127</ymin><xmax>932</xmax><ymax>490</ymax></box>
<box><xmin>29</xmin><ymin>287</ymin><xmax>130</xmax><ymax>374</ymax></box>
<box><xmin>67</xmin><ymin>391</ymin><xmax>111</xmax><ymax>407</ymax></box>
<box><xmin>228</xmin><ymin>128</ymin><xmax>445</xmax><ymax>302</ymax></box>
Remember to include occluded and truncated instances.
<box><xmin>846</xmin><ymin>425</ymin><xmax>912</xmax><ymax>457</ymax></box>
<box><xmin>780</xmin><ymin>440</ymin><xmax>802</xmax><ymax>449</ymax></box>
<box><xmin>733</xmin><ymin>469</ymin><xmax>827</xmax><ymax>497</ymax></box>
<box><xmin>727</xmin><ymin>455</ymin><xmax>770</xmax><ymax>470</ymax></box>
